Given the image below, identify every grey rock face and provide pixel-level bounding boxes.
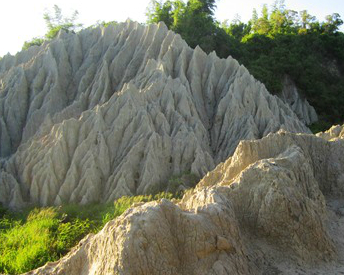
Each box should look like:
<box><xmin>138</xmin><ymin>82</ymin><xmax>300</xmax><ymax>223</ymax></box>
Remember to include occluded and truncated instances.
<box><xmin>0</xmin><ymin>21</ymin><xmax>309</xmax><ymax>208</ymax></box>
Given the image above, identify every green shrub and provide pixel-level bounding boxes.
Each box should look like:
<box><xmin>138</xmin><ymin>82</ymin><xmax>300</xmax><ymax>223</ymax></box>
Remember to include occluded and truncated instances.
<box><xmin>22</xmin><ymin>37</ymin><xmax>45</xmax><ymax>51</ymax></box>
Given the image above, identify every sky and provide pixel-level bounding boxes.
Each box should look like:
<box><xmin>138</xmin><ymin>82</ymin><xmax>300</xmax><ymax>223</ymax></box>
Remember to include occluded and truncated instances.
<box><xmin>0</xmin><ymin>0</ymin><xmax>343</xmax><ymax>57</ymax></box>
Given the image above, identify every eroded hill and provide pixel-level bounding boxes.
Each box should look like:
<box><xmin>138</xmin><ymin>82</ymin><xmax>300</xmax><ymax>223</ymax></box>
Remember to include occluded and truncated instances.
<box><xmin>0</xmin><ymin>21</ymin><xmax>309</xmax><ymax>208</ymax></box>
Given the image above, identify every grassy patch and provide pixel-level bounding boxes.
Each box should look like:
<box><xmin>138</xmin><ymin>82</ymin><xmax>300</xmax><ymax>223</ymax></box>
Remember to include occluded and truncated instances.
<box><xmin>0</xmin><ymin>208</ymin><xmax>59</xmax><ymax>274</ymax></box>
<box><xmin>0</xmin><ymin>192</ymin><xmax>177</xmax><ymax>274</ymax></box>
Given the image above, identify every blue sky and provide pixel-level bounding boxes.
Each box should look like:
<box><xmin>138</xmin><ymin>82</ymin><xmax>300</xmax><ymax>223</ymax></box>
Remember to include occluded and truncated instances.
<box><xmin>0</xmin><ymin>0</ymin><xmax>343</xmax><ymax>57</ymax></box>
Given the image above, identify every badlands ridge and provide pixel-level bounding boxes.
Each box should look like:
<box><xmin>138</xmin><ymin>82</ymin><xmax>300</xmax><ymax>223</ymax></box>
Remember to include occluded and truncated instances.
<box><xmin>0</xmin><ymin>21</ymin><xmax>309</xmax><ymax>208</ymax></box>
<box><xmin>0</xmin><ymin>21</ymin><xmax>343</xmax><ymax>274</ymax></box>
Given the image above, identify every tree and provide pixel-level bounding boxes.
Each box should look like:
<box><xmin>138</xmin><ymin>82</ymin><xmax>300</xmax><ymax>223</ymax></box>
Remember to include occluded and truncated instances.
<box><xmin>255</xmin><ymin>4</ymin><xmax>271</xmax><ymax>35</ymax></box>
<box><xmin>284</xmin><ymin>9</ymin><xmax>299</xmax><ymax>33</ymax></box>
<box><xmin>44</xmin><ymin>5</ymin><xmax>82</xmax><ymax>39</ymax></box>
<box><xmin>146</xmin><ymin>0</ymin><xmax>174</xmax><ymax>28</ymax></box>
<box><xmin>222</xmin><ymin>19</ymin><xmax>251</xmax><ymax>41</ymax></box>
<box><xmin>146</xmin><ymin>0</ymin><xmax>221</xmax><ymax>54</ymax></box>
<box><xmin>176</xmin><ymin>0</ymin><xmax>218</xmax><ymax>52</ymax></box>
<box><xmin>171</xmin><ymin>0</ymin><xmax>185</xmax><ymax>28</ymax></box>
<box><xmin>146</xmin><ymin>0</ymin><xmax>186</xmax><ymax>29</ymax></box>
<box><xmin>187</xmin><ymin>0</ymin><xmax>216</xmax><ymax>16</ymax></box>
<box><xmin>322</xmin><ymin>13</ymin><xmax>343</xmax><ymax>33</ymax></box>
<box><xmin>270</xmin><ymin>0</ymin><xmax>287</xmax><ymax>34</ymax></box>
<box><xmin>298</xmin><ymin>10</ymin><xmax>316</xmax><ymax>34</ymax></box>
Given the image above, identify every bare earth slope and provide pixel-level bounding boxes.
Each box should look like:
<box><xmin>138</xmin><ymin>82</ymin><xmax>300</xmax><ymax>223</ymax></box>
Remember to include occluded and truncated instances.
<box><xmin>0</xmin><ymin>21</ymin><xmax>309</xmax><ymax>208</ymax></box>
<box><xmin>25</xmin><ymin>129</ymin><xmax>344</xmax><ymax>274</ymax></box>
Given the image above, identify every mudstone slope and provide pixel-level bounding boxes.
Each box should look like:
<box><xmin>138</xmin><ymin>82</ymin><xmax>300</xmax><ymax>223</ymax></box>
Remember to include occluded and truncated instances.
<box><xmin>26</xmin><ymin>129</ymin><xmax>344</xmax><ymax>275</ymax></box>
<box><xmin>0</xmin><ymin>21</ymin><xmax>309</xmax><ymax>208</ymax></box>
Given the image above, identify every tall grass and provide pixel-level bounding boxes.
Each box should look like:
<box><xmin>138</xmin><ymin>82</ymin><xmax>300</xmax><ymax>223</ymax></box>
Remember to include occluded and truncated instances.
<box><xmin>0</xmin><ymin>208</ymin><xmax>59</xmax><ymax>274</ymax></box>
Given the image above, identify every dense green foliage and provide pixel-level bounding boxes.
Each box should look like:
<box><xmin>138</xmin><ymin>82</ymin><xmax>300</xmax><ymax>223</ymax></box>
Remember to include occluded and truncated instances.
<box><xmin>146</xmin><ymin>0</ymin><xmax>230</xmax><ymax>55</ymax></box>
<box><xmin>0</xmin><ymin>192</ymin><xmax>177</xmax><ymax>274</ymax></box>
<box><xmin>147</xmin><ymin>0</ymin><xmax>344</xmax><ymax>128</ymax></box>
<box><xmin>238</xmin><ymin>33</ymin><xmax>344</xmax><ymax>127</ymax></box>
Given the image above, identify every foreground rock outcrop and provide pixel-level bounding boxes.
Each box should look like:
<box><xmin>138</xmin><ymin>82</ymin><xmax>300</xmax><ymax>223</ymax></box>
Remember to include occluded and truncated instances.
<box><xmin>0</xmin><ymin>21</ymin><xmax>309</xmax><ymax>208</ymax></box>
<box><xmin>26</xmin><ymin>130</ymin><xmax>344</xmax><ymax>274</ymax></box>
